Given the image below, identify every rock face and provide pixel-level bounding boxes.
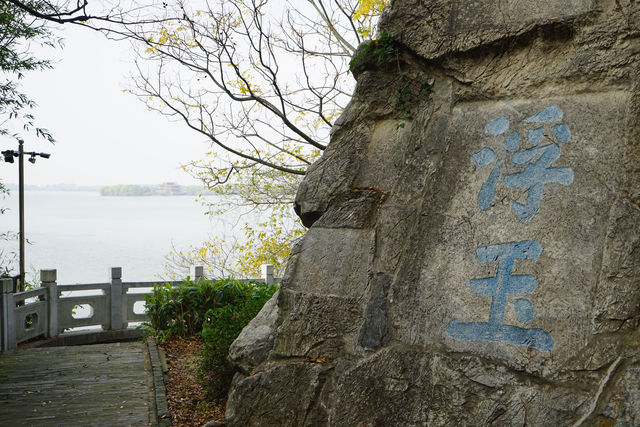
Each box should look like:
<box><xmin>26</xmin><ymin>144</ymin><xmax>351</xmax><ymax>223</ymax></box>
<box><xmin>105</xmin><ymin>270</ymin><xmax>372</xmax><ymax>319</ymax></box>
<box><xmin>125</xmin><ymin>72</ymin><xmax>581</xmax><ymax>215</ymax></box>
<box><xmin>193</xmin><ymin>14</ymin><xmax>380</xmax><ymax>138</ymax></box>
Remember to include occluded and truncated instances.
<box><xmin>228</xmin><ymin>290</ymin><xmax>280</xmax><ymax>375</ymax></box>
<box><xmin>226</xmin><ymin>1</ymin><xmax>640</xmax><ymax>425</ymax></box>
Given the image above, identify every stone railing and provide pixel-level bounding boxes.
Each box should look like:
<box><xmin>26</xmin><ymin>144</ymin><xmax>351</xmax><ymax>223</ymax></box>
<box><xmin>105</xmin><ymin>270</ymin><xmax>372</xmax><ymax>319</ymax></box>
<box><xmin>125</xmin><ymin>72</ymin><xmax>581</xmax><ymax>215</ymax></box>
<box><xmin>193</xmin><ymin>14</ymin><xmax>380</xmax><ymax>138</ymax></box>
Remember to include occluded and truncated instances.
<box><xmin>1</xmin><ymin>264</ymin><xmax>278</xmax><ymax>352</ymax></box>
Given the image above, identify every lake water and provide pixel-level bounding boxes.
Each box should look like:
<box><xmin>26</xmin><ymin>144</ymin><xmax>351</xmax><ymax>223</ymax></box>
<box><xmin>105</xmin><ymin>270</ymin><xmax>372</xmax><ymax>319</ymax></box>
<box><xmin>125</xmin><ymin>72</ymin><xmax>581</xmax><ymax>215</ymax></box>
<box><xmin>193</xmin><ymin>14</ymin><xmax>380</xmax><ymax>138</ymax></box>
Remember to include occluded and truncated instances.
<box><xmin>0</xmin><ymin>191</ymin><xmax>254</xmax><ymax>284</ymax></box>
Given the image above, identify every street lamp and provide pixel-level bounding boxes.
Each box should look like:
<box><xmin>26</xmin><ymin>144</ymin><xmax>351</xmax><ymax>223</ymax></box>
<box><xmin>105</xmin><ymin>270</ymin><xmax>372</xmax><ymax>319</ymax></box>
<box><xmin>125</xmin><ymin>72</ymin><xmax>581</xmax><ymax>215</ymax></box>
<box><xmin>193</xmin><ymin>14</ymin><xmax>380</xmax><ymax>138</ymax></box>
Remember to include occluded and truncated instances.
<box><xmin>1</xmin><ymin>139</ymin><xmax>51</xmax><ymax>292</ymax></box>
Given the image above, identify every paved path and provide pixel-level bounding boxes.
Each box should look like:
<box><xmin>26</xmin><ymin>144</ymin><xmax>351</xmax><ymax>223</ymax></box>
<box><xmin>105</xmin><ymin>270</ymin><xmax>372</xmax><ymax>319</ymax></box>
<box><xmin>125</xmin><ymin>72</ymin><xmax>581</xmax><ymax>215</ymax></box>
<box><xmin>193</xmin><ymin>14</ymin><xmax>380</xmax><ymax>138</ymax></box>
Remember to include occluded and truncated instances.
<box><xmin>0</xmin><ymin>342</ymin><xmax>156</xmax><ymax>426</ymax></box>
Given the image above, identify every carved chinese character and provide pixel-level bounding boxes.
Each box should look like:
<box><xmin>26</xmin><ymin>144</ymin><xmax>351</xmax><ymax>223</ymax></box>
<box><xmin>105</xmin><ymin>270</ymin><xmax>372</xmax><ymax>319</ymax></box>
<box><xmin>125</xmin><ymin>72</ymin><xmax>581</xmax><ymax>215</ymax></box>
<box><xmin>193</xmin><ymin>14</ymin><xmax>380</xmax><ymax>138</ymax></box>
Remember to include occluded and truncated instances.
<box><xmin>447</xmin><ymin>240</ymin><xmax>553</xmax><ymax>352</ymax></box>
<box><xmin>473</xmin><ymin>106</ymin><xmax>574</xmax><ymax>222</ymax></box>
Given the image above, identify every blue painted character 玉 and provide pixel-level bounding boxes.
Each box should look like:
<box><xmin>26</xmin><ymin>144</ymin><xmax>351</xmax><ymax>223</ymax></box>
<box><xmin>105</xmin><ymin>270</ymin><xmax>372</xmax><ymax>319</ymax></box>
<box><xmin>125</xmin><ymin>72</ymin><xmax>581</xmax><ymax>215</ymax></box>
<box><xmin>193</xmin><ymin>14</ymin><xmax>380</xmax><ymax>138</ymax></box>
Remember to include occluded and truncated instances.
<box><xmin>446</xmin><ymin>240</ymin><xmax>554</xmax><ymax>352</ymax></box>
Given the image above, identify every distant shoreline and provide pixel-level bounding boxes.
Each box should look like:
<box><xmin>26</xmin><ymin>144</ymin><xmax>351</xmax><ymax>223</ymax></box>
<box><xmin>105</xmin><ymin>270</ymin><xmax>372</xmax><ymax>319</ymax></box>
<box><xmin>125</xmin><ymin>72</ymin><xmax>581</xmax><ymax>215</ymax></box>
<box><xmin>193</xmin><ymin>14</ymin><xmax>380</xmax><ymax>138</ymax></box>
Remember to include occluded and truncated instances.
<box><xmin>99</xmin><ymin>183</ymin><xmax>203</xmax><ymax>197</ymax></box>
<box><xmin>5</xmin><ymin>183</ymin><xmax>100</xmax><ymax>192</ymax></box>
<box><xmin>4</xmin><ymin>183</ymin><xmax>209</xmax><ymax>196</ymax></box>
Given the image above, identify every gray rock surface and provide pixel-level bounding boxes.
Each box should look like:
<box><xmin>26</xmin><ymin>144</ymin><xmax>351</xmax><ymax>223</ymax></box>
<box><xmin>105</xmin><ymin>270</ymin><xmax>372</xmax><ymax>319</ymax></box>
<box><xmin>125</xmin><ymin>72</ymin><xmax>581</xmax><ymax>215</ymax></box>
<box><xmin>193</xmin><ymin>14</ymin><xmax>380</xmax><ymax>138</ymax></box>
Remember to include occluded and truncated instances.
<box><xmin>228</xmin><ymin>290</ymin><xmax>279</xmax><ymax>375</ymax></box>
<box><xmin>226</xmin><ymin>0</ymin><xmax>640</xmax><ymax>425</ymax></box>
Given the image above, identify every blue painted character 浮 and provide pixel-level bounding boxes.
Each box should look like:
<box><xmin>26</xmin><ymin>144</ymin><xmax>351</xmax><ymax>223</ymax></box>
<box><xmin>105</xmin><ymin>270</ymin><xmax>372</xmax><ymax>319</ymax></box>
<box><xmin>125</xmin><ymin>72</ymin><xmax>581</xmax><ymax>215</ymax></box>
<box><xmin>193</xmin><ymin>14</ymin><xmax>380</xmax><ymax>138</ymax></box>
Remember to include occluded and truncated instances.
<box><xmin>474</xmin><ymin>115</ymin><xmax>521</xmax><ymax>211</ymax></box>
<box><xmin>503</xmin><ymin>106</ymin><xmax>574</xmax><ymax>222</ymax></box>
<box><xmin>446</xmin><ymin>240</ymin><xmax>554</xmax><ymax>352</ymax></box>
<box><xmin>504</xmin><ymin>142</ymin><xmax>574</xmax><ymax>222</ymax></box>
<box><xmin>472</xmin><ymin>147</ymin><xmax>500</xmax><ymax>210</ymax></box>
<box><xmin>473</xmin><ymin>106</ymin><xmax>574</xmax><ymax>222</ymax></box>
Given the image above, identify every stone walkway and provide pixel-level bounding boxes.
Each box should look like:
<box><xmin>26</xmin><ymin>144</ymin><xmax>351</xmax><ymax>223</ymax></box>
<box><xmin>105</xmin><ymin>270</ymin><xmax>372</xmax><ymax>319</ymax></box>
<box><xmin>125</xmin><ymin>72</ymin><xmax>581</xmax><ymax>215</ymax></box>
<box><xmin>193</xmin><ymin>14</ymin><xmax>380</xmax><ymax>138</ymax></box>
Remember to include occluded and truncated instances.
<box><xmin>0</xmin><ymin>342</ymin><xmax>157</xmax><ymax>426</ymax></box>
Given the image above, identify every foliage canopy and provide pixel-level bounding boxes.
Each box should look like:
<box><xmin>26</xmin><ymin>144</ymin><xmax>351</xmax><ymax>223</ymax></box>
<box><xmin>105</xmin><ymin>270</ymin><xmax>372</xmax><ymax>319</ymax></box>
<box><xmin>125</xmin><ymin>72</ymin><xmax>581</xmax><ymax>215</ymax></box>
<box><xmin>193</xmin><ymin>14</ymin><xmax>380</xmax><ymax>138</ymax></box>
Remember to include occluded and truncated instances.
<box><xmin>128</xmin><ymin>0</ymin><xmax>389</xmax><ymax>276</ymax></box>
<box><xmin>0</xmin><ymin>1</ymin><xmax>60</xmax><ymax>142</ymax></box>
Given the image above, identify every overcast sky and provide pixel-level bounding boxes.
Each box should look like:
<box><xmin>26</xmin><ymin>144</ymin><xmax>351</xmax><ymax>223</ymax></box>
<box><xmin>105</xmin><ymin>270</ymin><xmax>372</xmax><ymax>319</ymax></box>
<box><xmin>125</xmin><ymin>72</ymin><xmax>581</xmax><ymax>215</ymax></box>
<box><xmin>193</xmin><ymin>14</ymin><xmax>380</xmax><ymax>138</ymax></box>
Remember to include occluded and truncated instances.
<box><xmin>1</xmin><ymin>24</ymin><xmax>210</xmax><ymax>186</ymax></box>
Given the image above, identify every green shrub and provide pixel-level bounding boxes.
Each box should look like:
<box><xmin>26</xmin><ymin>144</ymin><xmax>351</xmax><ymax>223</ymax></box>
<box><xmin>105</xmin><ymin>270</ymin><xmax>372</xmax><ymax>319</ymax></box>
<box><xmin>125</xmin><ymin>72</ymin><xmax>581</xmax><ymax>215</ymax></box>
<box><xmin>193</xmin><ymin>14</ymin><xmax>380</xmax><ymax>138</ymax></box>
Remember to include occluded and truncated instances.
<box><xmin>143</xmin><ymin>277</ymin><xmax>277</xmax><ymax>397</ymax></box>
<box><xmin>198</xmin><ymin>282</ymin><xmax>277</xmax><ymax>398</ymax></box>
<box><xmin>144</xmin><ymin>277</ymin><xmax>269</xmax><ymax>339</ymax></box>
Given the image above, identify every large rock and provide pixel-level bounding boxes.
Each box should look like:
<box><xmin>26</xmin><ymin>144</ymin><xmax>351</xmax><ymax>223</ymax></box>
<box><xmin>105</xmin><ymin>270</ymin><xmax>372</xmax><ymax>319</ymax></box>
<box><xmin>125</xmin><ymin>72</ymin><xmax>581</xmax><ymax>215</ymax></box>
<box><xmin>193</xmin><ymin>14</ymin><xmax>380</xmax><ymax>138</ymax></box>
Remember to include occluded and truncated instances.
<box><xmin>226</xmin><ymin>0</ymin><xmax>640</xmax><ymax>425</ymax></box>
<box><xmin>228</xmin><ymin>290</ymin><xmax>280</xmax><ymax>375</ymax></box>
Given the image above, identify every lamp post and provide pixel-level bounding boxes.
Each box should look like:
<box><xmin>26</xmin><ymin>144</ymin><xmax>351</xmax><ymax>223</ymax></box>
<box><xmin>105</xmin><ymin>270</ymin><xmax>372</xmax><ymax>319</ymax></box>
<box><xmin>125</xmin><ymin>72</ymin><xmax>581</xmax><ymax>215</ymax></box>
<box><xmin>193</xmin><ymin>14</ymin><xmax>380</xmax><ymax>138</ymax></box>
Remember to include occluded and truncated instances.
<box><xmin>1</xmin><ymin>139</ymin><xmax>50</xmax><ymax>292</ymax></box>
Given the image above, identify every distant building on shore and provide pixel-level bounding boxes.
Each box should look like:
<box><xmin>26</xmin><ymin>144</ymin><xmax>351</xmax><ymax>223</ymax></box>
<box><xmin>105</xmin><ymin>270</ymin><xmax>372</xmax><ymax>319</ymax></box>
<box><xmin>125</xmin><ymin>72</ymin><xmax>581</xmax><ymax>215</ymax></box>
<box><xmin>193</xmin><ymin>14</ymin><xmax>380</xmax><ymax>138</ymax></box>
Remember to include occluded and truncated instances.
<box><xmin>156</xmin><ymin>182</ymin><xmax>186</xmax><ymax>196</ymax></box>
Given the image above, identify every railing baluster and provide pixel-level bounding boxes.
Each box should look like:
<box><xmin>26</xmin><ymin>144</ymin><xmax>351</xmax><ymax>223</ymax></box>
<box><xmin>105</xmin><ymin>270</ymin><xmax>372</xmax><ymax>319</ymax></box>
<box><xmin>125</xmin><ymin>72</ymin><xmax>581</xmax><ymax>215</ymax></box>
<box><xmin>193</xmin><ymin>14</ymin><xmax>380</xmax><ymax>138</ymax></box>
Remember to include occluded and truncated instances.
<box><xmin>1</xmin><ymin>279</ymin><xmax>15</xmax><ymax>351</ymax></box>
<box><xmin>261</xmin><ymin>264</ymin><xmax>275</xmax><ymax>285</ymax></box>
<box><xmin>190</xmin><ymin>265</ymin><xmax>204</xmax><ymax>283</ymax></box>
<box><xmin>41</xmin><ymin>269</ymin><xmax>58</xmax><ymax>338</ymax></box>
<box><xmin>110</xmin><ymin>267</ymin><xmax>123</xmax><ymax>330</ymax></box>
